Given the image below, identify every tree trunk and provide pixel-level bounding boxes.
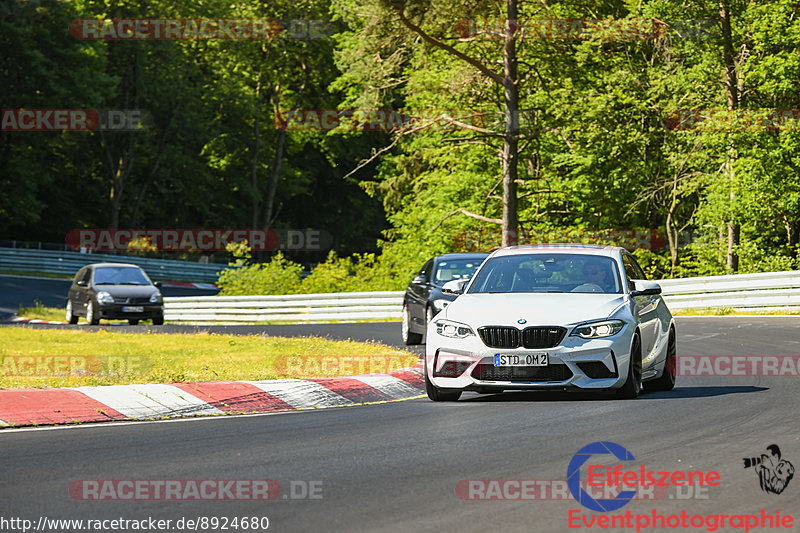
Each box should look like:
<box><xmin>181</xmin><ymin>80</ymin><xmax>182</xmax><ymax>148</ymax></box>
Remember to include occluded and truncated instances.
<box><xmin>502</xmin><ymin>0</ymin><xmax>519</xmax><ymax>246</ymax></box>
<box><xmin>251</xmin><ymin>74</ymin><xmax>263</xmax><ymax>229</ymax></box>
<box><xmin>384</xmin><ymin>0</ymin><xmax>519</xmax><ymax>246</ymax></box>
<box><xmin>262</xmin><ymin>77</ymin><xmax>306</xmax><ymax>232</ymax></box>
<box><xmin>720</xmin><ymin>0</ymin><xmax>739</xmax><ymax>271</ymax></box>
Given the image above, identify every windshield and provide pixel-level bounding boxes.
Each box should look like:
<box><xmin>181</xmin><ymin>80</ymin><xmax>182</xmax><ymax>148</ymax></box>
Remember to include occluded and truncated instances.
<box><xmin>433</xmin><ymin>258</ymin><xmax>486</xmax><ymax>285</ymax></box>
<box><xmin>93</xmin><ymin>266</ymin><xmax>151</xmax><ymax>286</ymax></box>
<box><xmin>466</xmin><ymin>254</ymin><xmax>622</xmax><ymax>294</ymax></box>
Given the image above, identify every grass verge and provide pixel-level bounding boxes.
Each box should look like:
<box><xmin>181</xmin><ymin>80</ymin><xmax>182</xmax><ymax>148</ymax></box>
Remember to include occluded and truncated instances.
<box><xmin>0</xmin><ymin>327</ymin><xmax>418</xmax><ymax>389</ymax></box>
<box><xmin>17</xmin><ymin>301</ymin><xmax>67</xmax><ymax>322</ymax></box>
<box><xmin>672</xmin><ymin>307</ymin><xmax>800</xmax><ymax>316</ymax></box>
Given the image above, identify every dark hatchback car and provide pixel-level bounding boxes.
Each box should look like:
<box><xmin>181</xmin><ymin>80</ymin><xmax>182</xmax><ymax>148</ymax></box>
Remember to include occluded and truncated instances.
<box><xmin>66</xmin><ymin>263</ymin><xmax>164</xmax><ymax>325</ymax></box>
<box><xmin>402</xmin><ymin>252</ymin><xmax>489</xmax><ymax>345</ymax></box>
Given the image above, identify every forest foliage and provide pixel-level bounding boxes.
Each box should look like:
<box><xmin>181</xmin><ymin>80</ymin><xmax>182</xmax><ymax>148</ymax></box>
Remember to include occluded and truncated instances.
<box><xmin>3</xmin><ymin>0</ymin><xmax>800</xmax><ymax>293</ymax></box>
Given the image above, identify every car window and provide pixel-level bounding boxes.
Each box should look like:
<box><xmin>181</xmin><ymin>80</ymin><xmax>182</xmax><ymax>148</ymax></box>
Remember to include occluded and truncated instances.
<box><xmin>93</xmin><ymin>266</ymin><xmax>150</xmax><ymax>285</ymax></box>
<box><xmin>421</xmin><ymin>260</ymin><xmax>433</xmax><ymax>282</ymax></box>
<box><xmin>433</xmin><ymin>259</ymin><xmax>485</xmax><ymax>284</ymax></box>
<box><xmin>628</xmin><ymin>255</ymin><xmax>647</xmax><ymax>280</ymax></box>
<box><xmin>621</xmin><ymin>254</ymin><xmax>646</xmax><ymax>291</ymax></box>
<box><xmin>467</xmin><ymin>254</ymin><xmax>622</xmax><ymax>294</ymax></box>
<box><xmin>79</xmin><ymin>267</ymin><xmax>92</xmax><ymax>283</ymax></box>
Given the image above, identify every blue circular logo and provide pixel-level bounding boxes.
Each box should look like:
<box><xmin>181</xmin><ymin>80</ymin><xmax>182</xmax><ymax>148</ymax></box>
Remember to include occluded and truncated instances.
<box><xmin>517</xmin><ymin>319</ymin><xmax>527</xmax><ymax>324</ymax></box>
<box><xmin>567</xmin><ymin>441</ymin><xmax>637</xmax><ymax>512</ymax></box>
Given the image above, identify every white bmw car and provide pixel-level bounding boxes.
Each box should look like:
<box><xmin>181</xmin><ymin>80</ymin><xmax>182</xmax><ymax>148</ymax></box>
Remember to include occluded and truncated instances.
<box><xmin>424</xmin><ymin>245</ymin><xmax>676</xmax><ymax>401</ymax></box>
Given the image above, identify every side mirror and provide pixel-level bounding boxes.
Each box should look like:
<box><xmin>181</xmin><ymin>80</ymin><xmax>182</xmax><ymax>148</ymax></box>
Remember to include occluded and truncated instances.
<box><xmin>153</xmin><ymin>281</ymin><xmax>162</xmax><ymax>288</ymax></box>
<box><xmin>76</xmin><ymin>280</ymin><xmax>88</xmax><ymax>287</ymax></box>
<box><xmin>412</xmin><ymin>275</ymin><xmax>426</xmax><ymax>285</ymax></box>
<box><xmin>442</xmin><ymin>279</ymin><xmax>468</xmax><ymax>295</ymax></box>
<box><xmin>630</xmin><ymin>280</ymin><xmax>661</xmax><ymax>297</ymax></box>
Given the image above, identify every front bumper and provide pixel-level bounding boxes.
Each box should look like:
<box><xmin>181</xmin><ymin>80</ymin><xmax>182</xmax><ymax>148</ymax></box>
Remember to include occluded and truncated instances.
<box><xmin>426</xmin><ymin>325</ymin><xmax>635</xmax><ymax>392</ymax></box>
<box><xmin>96</xmin><ymin>304</ymin><xmax>164</xmax><ymax>320</ymax></box>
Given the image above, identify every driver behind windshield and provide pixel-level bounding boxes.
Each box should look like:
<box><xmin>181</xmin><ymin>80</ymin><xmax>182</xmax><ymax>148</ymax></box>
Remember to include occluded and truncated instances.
<box><xmin>572</xmin><ymin>261</ymin><xmax>615</xmax><ymax>293</ymax></box>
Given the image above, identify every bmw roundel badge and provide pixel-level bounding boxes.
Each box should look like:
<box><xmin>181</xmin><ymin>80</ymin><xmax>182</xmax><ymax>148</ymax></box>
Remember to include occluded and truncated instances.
<box><xmin>518</xmin><ymin>319</ymin><xmax>527</xmax><ymax>324</ymax></box>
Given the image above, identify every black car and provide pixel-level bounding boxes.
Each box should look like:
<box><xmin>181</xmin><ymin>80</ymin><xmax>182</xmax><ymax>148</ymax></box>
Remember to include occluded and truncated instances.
<box><xmin>66</xmin><ymin>263</ymin><xmax>165</xmax><ymax>325</ymax></box>
<box><xmin>402</xmin><ymin>252</ymin><xmax>489</xmax><ymax>345</ymax></box>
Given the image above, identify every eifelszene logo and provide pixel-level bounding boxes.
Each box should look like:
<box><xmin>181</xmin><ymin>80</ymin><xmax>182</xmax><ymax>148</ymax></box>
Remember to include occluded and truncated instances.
<box><xmin>567</xmin><ymin>441</ymin><xmax>721</xmax><ymax>512</ymax></box>
<box><xmin>567</xmin><ymin>441</ymin><xmax>637</xmax><ymax>512</ymax></box>
<box><xmin>744</xmin><ymin>444</ymin><xmax>795</xmax><ymax>495</ymax></box>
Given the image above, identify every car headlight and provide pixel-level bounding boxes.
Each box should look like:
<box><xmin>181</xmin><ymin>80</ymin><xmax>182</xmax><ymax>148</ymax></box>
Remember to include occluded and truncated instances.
<box><xmin>149</xmin><ymin>291</ymin><xmax>162</xmax><ymax>304</ymax></box>
<box><xmin>435</xmin><ymin>319</ymin><xmax>475</xmax><ymax>339</ymax></box>
<box><xmin>571</xmin><ymin>320</ymin><xmax>625</xmax><ymax>339</ymax></box>
<box><xmin>431</xmin><ymin>299</ymin><xmax>450</xmax><ymax>312</ymax></box>
<box><xmin>96</xmin><ymin>291</ymin><xmax>114</xmax><ymax>304</ymax></box>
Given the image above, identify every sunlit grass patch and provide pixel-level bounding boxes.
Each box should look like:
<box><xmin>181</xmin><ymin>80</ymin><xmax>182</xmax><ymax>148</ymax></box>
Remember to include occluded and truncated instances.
<box><xmin>0</xmin><ymin>327</ymin><xmax>417</xmax><ymax>388</ymax></box>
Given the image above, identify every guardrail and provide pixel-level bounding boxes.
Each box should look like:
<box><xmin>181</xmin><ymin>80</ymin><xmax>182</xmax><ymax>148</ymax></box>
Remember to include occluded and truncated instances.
<box><xmin>658</xmin><ymin>270</ymin><xmax>800</xmax><ymax>311</ymax></box>
<box><xmin>0</xmin><ymin>247</ymin><xmax>226</xmax><ymax>282</ymax></box>
<box><xmin>164</xmin><ymin>291</ymin><xmax>404</xmax><ymax>323</ymax></box>
<box><xmin>163</xmin><ymin>270</ymin><xmax>800</xmax><ymax>324</ymax></box>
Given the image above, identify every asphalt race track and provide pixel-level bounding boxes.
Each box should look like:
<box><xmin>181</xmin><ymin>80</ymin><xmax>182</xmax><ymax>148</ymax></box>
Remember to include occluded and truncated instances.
<box><xmin>2</xmin><ymin>315</ymin><xmax>800</xmax><ymax>532</ymax></box>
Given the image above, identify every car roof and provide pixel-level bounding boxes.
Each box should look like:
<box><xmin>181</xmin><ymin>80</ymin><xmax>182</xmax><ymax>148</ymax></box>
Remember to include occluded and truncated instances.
<box><xmin>487</xmin><ymin>244</ymin><xmax>623</xmax><ymax>259</ymax></box>
<box><xmin>436</xmin><ymin>252</ymin><xmax>490</xmax><ymax>261</ymax></box>
<box><xmin>86</xmin><ymin>263</ymin><xmax>144</xmax><ymax>269</ymax></box>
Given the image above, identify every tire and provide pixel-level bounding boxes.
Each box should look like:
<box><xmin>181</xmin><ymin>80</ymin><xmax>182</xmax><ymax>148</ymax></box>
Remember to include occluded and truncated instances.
<box><xmin>128</xmin><ymin>319</ymin><xmax>140</xmax><ymax>325</ymax></box>
<box><xmin>152</xmin><ymin>315</ymin><xmax>164</xmax><ymax>326</ymax></box>
<box><xmin>85</xmin><ymin>301</ymin><xmax>99</xmax><ymax>325</ymax></box>
<box><xmin>65</xmin><ymin>300</ymin><xmax>78</xmax><ymax>324</ymax></box>
<box><xmin>615</xmin><ymin>334</ymin><xmax>642</xmax><ymax>399</ymax></box>
<box><xmin>647</xmin><ymin>328</ymin><xmax>676</xmax><ymax>392</ymax></box>
<box><xmin>425</xmin><ymin>363</ymin><xmax>462</xmax><ymax>402</ymax></box>
<box><xmin>401</xmin><ymin>304</ymin><xmax>422</xmax><ymax>345</ymax></box>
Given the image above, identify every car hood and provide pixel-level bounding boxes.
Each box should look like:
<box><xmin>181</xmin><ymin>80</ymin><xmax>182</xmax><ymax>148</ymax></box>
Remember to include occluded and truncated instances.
<box><xmin>92</xmin><ymin>285</ymin><xmax>158</xmax><ymax>297</ymax></box>
<box><xmin>442</xmin><ymin>293</ymin><xmax>626</xmax><ymax>326</ymax></box>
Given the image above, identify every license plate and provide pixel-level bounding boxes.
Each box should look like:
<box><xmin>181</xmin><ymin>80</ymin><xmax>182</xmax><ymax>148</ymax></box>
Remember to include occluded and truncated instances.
<box><xmin>122</xmin><ymin>306</ymin><xmax>144</xmax><ymax>313</ymax></box>
<box><xmin>494</xmin><ymin>353</ymin><xmax>548</xmax><ymax>367</ymax></box>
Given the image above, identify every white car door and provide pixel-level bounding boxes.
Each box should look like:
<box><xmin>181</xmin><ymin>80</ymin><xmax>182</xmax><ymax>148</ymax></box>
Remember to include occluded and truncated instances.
<box><xmin>623</xmin><ymin>254</ymin><xmax>660</xmax><ymax>365</ymax></box>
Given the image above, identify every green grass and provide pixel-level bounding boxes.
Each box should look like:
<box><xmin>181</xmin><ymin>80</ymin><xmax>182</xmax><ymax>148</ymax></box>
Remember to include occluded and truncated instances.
<box><xmin>17</xmin><ymin>301</ymin><xmax>67</xmax><ymax>322</ymax></box>
<box><xmin>0</xmin><ymin>328</ymin><xmax>418</xmax><ymax>389</ymax></box>
<box><xmin>672</xmin><ymin>307</ymin><xmax>800</xmax><ymax>316</ymax></box>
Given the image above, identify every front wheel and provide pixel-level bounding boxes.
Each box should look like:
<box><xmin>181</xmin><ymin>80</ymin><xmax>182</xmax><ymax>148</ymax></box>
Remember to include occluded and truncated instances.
<box><xmin>128</xmin><ymin>319</ymin><xmax>140</xmax><ymax>325</ymax></box>
<box><xmin>401</xmin><ymin>304</ymin><xmax>422</xmax><ymax>345</ymax></box>
<box><xmin>66</xmin><ymin>300</ymin><xmax>78</xmax><ymax>324</ymax></box>
<box><xmin>425</xmin><ymin>370</ymin><xmax>462</xmax><ymax>402</ymax></box>
<box><xmin>85</xmin><ymin>301</ymin><xmax>99</xmax><ymax>325</ymax></box>
<box><xmin>647</xmin><ymin>328</ymin><xmax>676</xmax><ymax>392</ymax></box>
<box><xmin>615</xmin><ymin>334</ymin><xmax>642</xmax><ymax>399</ymax></box>
<box><xmin>152</xmin><ymin>315</ymin><xmax>164</xmax><ymax>326</ymax></box>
